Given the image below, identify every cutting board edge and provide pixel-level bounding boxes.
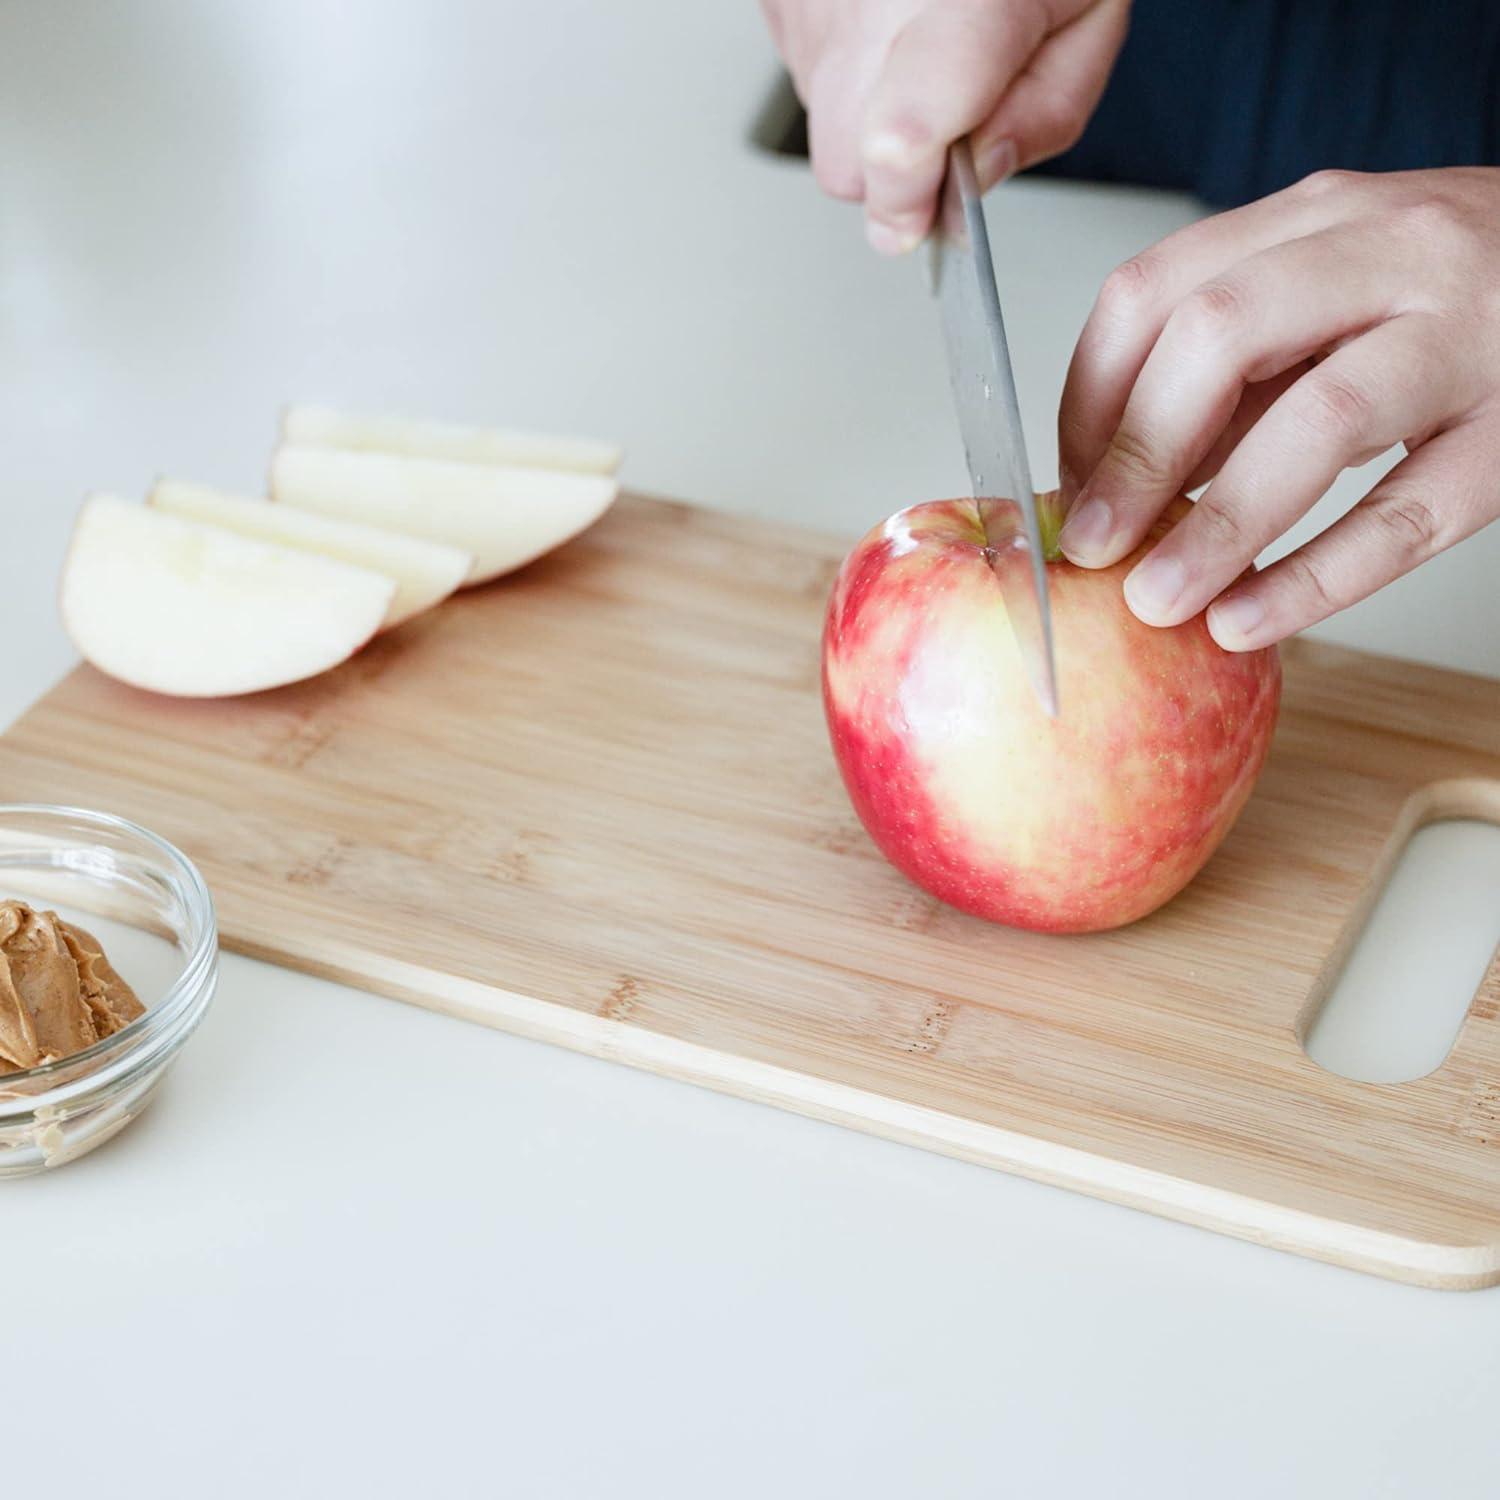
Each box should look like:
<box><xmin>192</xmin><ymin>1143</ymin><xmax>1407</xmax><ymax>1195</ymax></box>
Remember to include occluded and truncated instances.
<box><xmin>249</xmin><ymin>928</ymin><xmax>1500</xmax><ymax>1292</ymax></box>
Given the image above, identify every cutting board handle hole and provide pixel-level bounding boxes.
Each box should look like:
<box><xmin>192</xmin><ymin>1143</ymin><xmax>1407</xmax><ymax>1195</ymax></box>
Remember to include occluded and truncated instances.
<box><xmin>1301</xmin><ymin>782</ymin><xmax>1500</xmax><ymax>1084</ymax></box>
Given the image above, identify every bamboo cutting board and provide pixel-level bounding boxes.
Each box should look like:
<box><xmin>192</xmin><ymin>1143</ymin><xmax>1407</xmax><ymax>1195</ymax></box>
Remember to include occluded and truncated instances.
<box><xmin>3</xmin><ymin>495</ymin><xmax>1499</xmax><ymax>1287</ymax></box>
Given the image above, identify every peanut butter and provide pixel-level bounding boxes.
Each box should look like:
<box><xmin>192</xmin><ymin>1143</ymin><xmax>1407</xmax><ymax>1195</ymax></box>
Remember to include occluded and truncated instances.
<box><xmin>0</xmin><ymin>901</ymin><xmax>144</xmax><ymax>1074</ymax></box>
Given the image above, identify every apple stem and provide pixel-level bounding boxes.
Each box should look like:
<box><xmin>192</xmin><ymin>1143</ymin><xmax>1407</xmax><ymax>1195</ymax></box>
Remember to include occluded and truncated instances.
<box><xmin>1038</xmin><ymin>491</ymin><xmax>1067</xmax><ymax>563</ymax></box>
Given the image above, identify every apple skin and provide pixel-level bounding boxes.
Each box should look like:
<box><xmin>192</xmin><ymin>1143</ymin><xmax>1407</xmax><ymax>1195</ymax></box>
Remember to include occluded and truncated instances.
<box><xmin>821</xmin><ymin>495</ymin><xmax>1282</xmax><ymax>934</ymax></box>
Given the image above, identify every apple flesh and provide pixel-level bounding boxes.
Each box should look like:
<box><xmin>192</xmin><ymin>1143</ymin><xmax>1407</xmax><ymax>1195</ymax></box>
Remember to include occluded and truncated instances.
<box><xmin>822</xmin><ymin>496</ymin><xmax>1282</xmax><ymax>933</ymax></box>
<box><xmin>281</xmin><ymin>404</ymin><xmax>622</xmax><ymax>476</ymax></box>
<box><xmin>61</xmin><ymin>495</ymin><xmax>395</xmax><ymax>698</ymax></box>
<box><xmin>269</xmin><ymin>445</ymin><xmax>619</xmax><ymax>586</ymax></box>
<box><xmin>148</xmin><ymin>478</ymin><xmax>472</xmax><ymax>630</ymax></box>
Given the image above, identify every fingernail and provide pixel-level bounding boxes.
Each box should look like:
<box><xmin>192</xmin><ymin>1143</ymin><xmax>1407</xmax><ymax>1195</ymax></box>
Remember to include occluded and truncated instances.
<box><xmin>1123</xmin><ymin>553</ymin><xmax>1188</xmax><ymax>624</ymax></box>
<box><xmin>978</xmin><ymin>137</ymin><xmax>1018</xmax><ymax>185</ymax></box>
<box><xmin>1058</xmin><ymin>498</ymin><xmax>1113</xmax><ymax>564</ymax></box>
<box><xmin>1207</xmin><ymin>592</ymin><xmax>1267</xmax><ymax>649</ymax></box>
<box><xmin>865</xmin><ymin>217</ymin><xmax>922</xmax><ymax>255</ymax></box>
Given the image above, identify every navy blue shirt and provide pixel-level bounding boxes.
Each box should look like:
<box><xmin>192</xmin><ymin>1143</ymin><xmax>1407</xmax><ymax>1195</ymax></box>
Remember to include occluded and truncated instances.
<box><xmin>1041</xmin><ymin>0</ymin><xmax>1500</xmax><ymax>206</ymax></box>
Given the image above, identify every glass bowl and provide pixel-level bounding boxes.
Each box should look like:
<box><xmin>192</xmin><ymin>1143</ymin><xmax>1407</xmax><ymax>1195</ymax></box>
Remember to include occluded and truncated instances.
<box><xmin>0</xmin><ymin>804</ymin><xmax>217</xmax><ymax>1176</ymax></box>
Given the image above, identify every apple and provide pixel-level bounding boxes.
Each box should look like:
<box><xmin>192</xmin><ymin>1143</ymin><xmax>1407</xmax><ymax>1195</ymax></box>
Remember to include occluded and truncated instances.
<box><xmin>268</xmin><ymin>445</ymin><xmax>619</xmax><ymax>586</ymax></box>
<box><xmin>821</xmin><ymin>494</ymin><xmax>1282</xmax><ymax>933</ymax></box>
<box><xmin>61</xmin><ymin>494</ymin><xmax>396</xmax><ymax>697</ymax></box>
<box><xmin>281</xmin><ymin>404</ymin><xmax>622</xmax><ymax>475</ymax></box>
<box><xmin>148</xmin><ymin>478</ymin><xmax>472</xmax><ymax>630</ymax></box>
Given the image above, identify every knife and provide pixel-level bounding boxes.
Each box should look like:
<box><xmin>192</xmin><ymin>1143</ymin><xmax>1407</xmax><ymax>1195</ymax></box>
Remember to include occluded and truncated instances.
<box><xmin>928</xmin><ymin>137</ymin><xmax>1059</xmax><ymax>718</ymax></box>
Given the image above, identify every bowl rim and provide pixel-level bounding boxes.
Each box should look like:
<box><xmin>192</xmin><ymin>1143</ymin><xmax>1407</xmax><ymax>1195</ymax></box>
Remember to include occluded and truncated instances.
<box><xmin>0</xmin><ymin>802</ymin><xmax>218</xmax><ymax>1109</ymax></box>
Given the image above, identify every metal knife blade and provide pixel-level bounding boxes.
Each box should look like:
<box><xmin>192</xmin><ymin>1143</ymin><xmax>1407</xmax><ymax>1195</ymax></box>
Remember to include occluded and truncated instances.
<box><xmin>928</xmin><ymin>137</ymin><xmax>1059</xmax><ymax>718</ymax></box>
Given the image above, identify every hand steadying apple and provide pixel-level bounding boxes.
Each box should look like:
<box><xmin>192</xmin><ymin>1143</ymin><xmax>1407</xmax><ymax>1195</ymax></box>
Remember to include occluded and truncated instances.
<box><xmin>762</xmin><ymin>1</ymin><xmax>1500</xmax><ymax>651</ymax></box>
<box><xmin>1055</xmin><ymin>168</ymin><xmax>1500</xmax><ymax>650</ymax></box>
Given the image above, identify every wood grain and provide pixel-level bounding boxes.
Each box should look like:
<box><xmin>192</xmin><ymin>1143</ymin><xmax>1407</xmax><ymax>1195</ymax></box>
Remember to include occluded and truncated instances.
<box><xmin>3</xmin><ymin>495</ymin><xmax>1498</xmax><ymax>1286</ymax></box>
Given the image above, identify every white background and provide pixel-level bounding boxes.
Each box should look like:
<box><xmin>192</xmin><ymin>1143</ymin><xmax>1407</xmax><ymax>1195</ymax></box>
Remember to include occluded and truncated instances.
<box><xmin>2</xmin><ymin>3</ymin><xmax>1499</xmax><ymax>1495</ymax></box>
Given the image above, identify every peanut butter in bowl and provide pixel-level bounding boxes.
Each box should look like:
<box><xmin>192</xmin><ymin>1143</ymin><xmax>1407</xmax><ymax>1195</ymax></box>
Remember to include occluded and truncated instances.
<box><xmin>0</xmin><ymin>900</ymin><xmax>146</xmax><ymax>1075</ymax></box>
<box><xmin>0</xmin><ymin>805</ymin><xmax>219</xmax><ymax>1177</ymax></box>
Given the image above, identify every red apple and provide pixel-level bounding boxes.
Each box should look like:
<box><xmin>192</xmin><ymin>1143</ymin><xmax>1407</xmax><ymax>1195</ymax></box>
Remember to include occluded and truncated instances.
<box><xmin>821</xmin><ymin>494</ymin><xmax>1281</xmax><ymax>933</ymax></box>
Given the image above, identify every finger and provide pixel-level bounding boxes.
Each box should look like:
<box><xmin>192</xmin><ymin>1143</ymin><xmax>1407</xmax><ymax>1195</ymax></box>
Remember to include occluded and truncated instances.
<box><xmin>1059</xmin><ymin>222</ymin><xmax>1405</xmax><ymax>569</ymax></box>
<box><xmin>805</xmin><ymin>41</ymin><xmax>892</xmax><ymax>202</ymax></box>
<box><xmin>971</xmin><ymin>0</ymin><xmax>1131</xmax><ymax>180</ymax></box>
<box><xmin>1182</xmin><ymin>364</ymin><xmax>1314</xmax><ymax>491</ymax></box>
<box><xmin>860</xmin><ymin>0</ymin><xmax>1049</xmax><ymax>252</ymax></box>
<box><xmin>1205</xmin><ymin>414</ymin><xmax>1500</xmax><ymax>650</ymax></box>
<box><xmin>1057</xmin><ymin>168</ymin><xmax>1382</xmax><ymax>499</ymax></box>
<box><xmin>1120</xmin><ymin>314</ymin><xmax>1469</xmax><ymax>627</ymax></box>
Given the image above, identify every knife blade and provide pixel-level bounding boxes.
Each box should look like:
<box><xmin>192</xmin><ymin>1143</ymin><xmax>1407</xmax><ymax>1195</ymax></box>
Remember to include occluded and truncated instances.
<box><xmin>928</xmin><ymin>137</ymin><xmax>1059</xmax><ymax>718</ymax></box>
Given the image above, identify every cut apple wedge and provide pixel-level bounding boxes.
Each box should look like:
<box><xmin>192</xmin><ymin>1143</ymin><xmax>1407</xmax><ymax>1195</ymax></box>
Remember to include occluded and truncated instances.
<box><xmin>282</xmin><ymin>404</ymin><xmax>622</xmax><ymax>475</ymax></box>
<box><xmin>148</xmin><ymin>478</ymin><xmax>472</xmax><ymax>630</ymax></box>
<box><xmin>269</xmin><ymin>445</ymin><xmax>619</xmax><ymax>586</ymax></box>
<box><xmin>61</xmin><ymin>494</ymin><xmax>396</xmax><ymax>698</ymax></box>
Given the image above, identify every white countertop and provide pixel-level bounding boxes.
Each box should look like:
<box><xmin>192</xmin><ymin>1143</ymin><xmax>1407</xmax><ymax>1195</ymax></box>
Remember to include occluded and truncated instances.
<box><xmin>3</xmin><ymin>4</ymin><xmax>1499</xmax><ymax>1496</ymax></box>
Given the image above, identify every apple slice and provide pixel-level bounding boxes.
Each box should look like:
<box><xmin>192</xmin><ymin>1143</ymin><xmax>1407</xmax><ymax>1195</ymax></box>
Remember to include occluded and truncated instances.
<box><xmin>61</xmin><ymin>494</ymin><xmax>395</xmax><ymax>698</ymax></box>
<box><xmin>269</xmin><ymin>445</ymin><xmax>619</xmax><ymax>586</ymax></box>
<box><xmin>282</xmin><ymin>404</ymin><xmax>622</xmax><ymax>475</ymax></box>
<box><xmin>148</xmin><ymin>478</ymin><xmax>471</xmax><ymax>630</ymax></box>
